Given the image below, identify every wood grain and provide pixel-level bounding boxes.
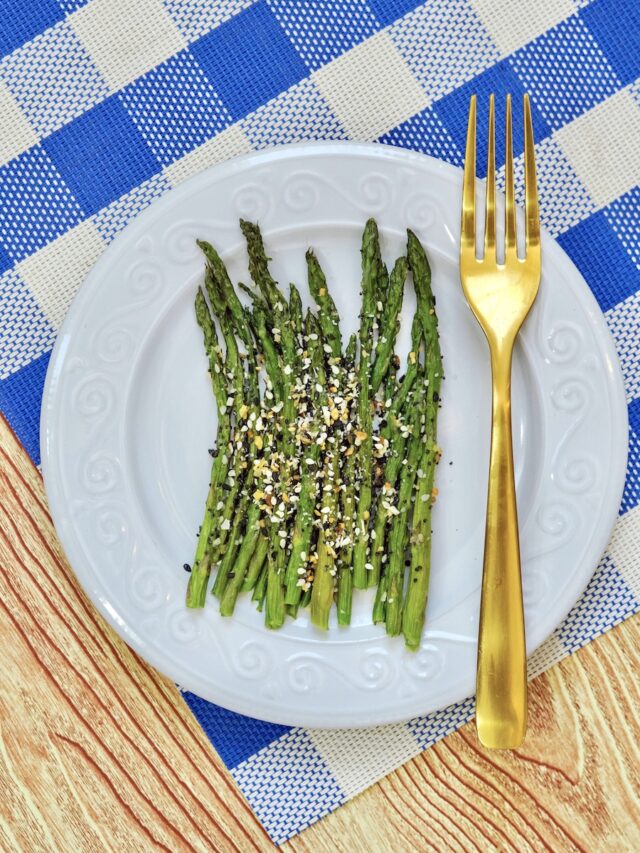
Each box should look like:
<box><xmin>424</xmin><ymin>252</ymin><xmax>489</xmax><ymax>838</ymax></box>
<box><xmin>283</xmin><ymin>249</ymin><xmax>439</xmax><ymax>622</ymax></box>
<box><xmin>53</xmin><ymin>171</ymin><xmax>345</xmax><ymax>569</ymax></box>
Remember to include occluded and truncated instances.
<box><xmin>1</xmin><ymin>412</ymin><xmax>639</xmax><ymax>852</ymax></box>
<box><xmin>0</xmin><ymin>414</ymin><xmax>271</xmax><ymax>853</ymax></box>
<box><xmin>286</xmin><ymin>618</ymin><xmax>640</xmax><ymax>853</ymax></box>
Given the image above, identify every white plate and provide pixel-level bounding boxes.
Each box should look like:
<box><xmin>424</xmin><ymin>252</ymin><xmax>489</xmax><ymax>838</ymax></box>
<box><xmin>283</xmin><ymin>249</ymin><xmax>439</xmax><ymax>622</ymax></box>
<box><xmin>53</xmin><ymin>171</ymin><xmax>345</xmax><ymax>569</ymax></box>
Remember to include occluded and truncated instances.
<box><xmin>41</xmin><ymin>143</ymin><xmax>627</xmax><ymax>728</ymax></box>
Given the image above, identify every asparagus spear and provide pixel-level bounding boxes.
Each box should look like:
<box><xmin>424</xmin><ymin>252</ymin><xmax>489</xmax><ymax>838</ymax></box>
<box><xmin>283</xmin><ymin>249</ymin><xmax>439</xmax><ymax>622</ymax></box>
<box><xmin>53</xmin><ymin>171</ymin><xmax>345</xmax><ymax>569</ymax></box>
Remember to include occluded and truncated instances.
<box><xmin>186</xmin><ymin>290</ymin><xmax>231</xmax><ymax>607</ymax></box>
<box><xmin>240</xmin><ymin>224</ymin><xmax>301</xmax><ymax>630</ymax></box>
<box><xmin>368</xmin><ymin>317</ymin><xmax>423</xmax><ymax>588</ymax></box>
<box><xmin>336</xmin><ymin>333</ymin><xmax>357</xmax><ymax>626</ymax></box>
<box><xmin>368</xmin><ymin>415</ymin><xmax>410</xmax><ymax>589</ymax></box>
<box><xmin>241</xmin><ymin>532</ymin><xmax>269</xmax><ymax>593</ymax></box>
<box><xmin>402</xmin><ymin>231</ymin><xmax>443</xmax><ymax>649</ymax></box>
<box><xmin>204</xmin><ymin>257</ymin><xmax>267</xmax><ymax>601</ymax></box>
<box><xmin>284</xmin><ymin>313</ymin><xmax>326</xmax><ymax>607</ymax></box>
<box><xmin>201</xmin><ymin>269</ymin><xmax>255</xmax><ymax>579</ymax></box>
<box><xmin>352</xmin><ymin>219</ymin><xmax>381</xmax><ymax>588</ymax></box>
<box><xmin>219</xmin><ymin>502</ymin><xmax>262</xmax><ymax>615</ymax></box>
<box><xmin>197</xmin><ymin>239</ymin><xmax>253</xmax><ymax>351</ymax></box>
<box><xmin>385</xmin><ymin>369</ymin><xmax>426</xmax><ymax>636</ymax></box>
<box><xmin>310</xmin><ymin>436</ymin><xmax>341</xmax><ymax>630</ymax></box>
<box><xmin>371</xmin><ymin>257</ymin><xmax>407</xmax><ymax>394</ymax></box>
<box><xmin>289</xmin><ymin>283</ymin><xmax>303</xmax><ymax>339</ymax></box>
<box><xmin>306</xmin><ymin>249</ymin><xmax>342</xmax><ymax>357</ymax></box>
<box><xmin>240</xmin><ymin>219</ymin><xmax>282</xmax><ymax>311</ymax></box>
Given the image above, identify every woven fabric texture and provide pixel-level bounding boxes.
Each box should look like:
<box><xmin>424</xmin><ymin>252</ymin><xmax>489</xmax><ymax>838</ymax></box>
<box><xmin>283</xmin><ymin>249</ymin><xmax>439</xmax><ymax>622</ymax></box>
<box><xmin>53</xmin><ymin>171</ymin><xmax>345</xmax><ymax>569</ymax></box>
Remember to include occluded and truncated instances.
<box><xmin>1</xmin><ymin>0</ymin><xmax>638</xmax><ymax>843</ymax></box>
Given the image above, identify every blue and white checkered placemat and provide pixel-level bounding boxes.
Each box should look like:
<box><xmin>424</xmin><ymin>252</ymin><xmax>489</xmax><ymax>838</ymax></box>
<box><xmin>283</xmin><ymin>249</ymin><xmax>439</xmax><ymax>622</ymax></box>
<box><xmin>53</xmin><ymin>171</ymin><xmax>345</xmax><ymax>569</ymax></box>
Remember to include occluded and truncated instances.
<box><xmin>1</xmin><ymin>0</ymin><xmax>638</xmax><ymax>843</ymax></box>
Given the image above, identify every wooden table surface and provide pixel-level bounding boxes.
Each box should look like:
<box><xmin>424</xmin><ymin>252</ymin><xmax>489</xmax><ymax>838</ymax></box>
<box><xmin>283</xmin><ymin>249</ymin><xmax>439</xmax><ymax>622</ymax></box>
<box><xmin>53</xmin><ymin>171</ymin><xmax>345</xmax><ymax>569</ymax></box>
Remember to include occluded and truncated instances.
<box><xmin>2</xmin><ymin>412</ymin><xmax>639</xmax><ymax>852</ymax></box>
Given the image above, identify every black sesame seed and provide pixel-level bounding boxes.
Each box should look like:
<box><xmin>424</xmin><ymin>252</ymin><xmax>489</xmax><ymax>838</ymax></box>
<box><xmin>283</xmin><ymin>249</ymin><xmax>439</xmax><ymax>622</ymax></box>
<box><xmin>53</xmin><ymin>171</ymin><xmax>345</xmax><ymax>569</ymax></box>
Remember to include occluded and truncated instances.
<box><xmin>183</xmin><ymin>563</ymin><xmax>192</xmax><ymax>572</ymax></box>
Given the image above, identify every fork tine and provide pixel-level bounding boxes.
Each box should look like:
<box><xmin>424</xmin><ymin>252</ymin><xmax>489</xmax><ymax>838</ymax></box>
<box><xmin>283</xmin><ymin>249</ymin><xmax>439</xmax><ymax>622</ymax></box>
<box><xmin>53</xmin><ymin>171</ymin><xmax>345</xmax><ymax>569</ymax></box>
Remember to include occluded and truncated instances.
<box><xmin>462</xmin><ymin>95</ymin><xmax>476</xmax><ymax>254</ymax></box>
<box><xmin>523</xmin><ymin>94</ymin><xmax>540</xmax><ymax>251</ymax></box>
<box><xmin>484</xmin><ymin>94</ymin><xmax>496</xmax><ymax>258</ymax></box>
<box><xmin>505</xmin><ymin>94</ymin><xmax>516</xmax><ymax>256</ymax></box>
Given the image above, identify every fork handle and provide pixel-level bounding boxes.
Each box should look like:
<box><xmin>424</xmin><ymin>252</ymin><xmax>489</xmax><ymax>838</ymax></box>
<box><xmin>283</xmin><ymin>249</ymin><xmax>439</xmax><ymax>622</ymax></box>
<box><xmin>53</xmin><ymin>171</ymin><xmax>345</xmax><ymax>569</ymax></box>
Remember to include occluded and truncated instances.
<box><xmin>476</xmin><ymin>347</ymin><xmax>527</xmax><ymax>749</ymax></box>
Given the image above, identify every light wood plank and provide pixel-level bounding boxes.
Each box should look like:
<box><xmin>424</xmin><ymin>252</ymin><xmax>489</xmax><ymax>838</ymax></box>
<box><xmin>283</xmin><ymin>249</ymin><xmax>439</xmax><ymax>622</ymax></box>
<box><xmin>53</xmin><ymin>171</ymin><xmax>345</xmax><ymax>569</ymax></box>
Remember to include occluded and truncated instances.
<box><xmin>1</xmin><ymin>414</ymin><xmax>639</xmax><ymax>851</ymax></box>
<box><xmin>0</xmin><ymin>415</ymin><xmax>272</xmax><ymax>853</ymax></box>
<box><xmin>286</xmin><ymin>617</ymin><xmax>640</xmax><ymax>853</ymax></box>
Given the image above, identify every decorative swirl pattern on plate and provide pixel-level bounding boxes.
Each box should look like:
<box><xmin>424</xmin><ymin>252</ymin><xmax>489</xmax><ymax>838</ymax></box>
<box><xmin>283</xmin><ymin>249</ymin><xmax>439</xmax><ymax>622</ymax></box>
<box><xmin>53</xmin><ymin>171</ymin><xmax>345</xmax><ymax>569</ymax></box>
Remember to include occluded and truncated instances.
<box><xmin>540</xmin><ymin>321</ymin><xmax>583</xmax><ymax>364</ymax></box>
<box><xmin>551</xmin><ymin>378</ymin><xmax>598</xmax><ymax>494</ymax></box>
<box><xmin>125</xmin><ymin>258</ymin><xmax>165</xmax><ymax>301</ymax></box>
<box><xmin>279</xmin><ymin>170</ymin><xmax>395</xmax><ymax>217</ymax></box>
<box><xmin>555</xmin><ymin>455</ymin><xmax>597</xmax><ymax>494</ymax></box>
<box><xmin>404</xmin><ymin>193</ymin><xmax>438</xmax><ymax>231</ymax></box>
<box><xmin>71</xmin><ymin>375</ymin><xmax>115</xmax><ymax>423</ymax></box>
<box><xmin>285</xmin><ymin>649</ymin><xmax>395</xmax><ymax>693</ymax></box>
<box><xmin>359</xmin><ymin>648</ymin><xmax>395</xmax><ymax>690</ymax></box>
<box><xmin>282</xmin><ymin>174</ymin><xmax>319</xmax><ymax>212</ymax></box>
<box><xmin>129</xmin><ymin>565</ymin><xmax>166</xmax><ymax>612</ymax></box>
<box><xmin>169</xmin><ymin>610</ymin><xmax>200</xmax><ymax>644</ymax></box>
<box><xmin>233</xmin><ymin>641</ymin><xmax>272</xmax><ymax>679</ymax></box>
<box><xmin>93</xmin><ymin>325</ymin><xmax>135</xmax><ymax>364</ymax></box>
<box><xmin>525</xmin><ymin>502</ymin><xmax>578</xmax><ymax>560</ymax></box>
<box><xmin>359</xmin><ymin>173</ymin><xmax>393</xmax><ymax>213</ymax></box>
<box><xmin>287</xmin><ymin>655</ymin><xmax>324</xmax><ymax>693</ymax></box>
<box><xmin>551</xmin><ymin>377</ymin><xmax>589</xmax><ymax>414</ymax></box>
<box><xmin>402</xmin><ymin>643</ymin><xmax>445</xmax><ymax>682</ymax></box>
<box><xmin>233</xmin><ymin>183</ymin><xmax>270</xmax><ymax>221</ymax></box>
<box><xmin>82</xmin><ymin>453</ymin><xmax>119</xmax><ymax>495</ymax></box>
<box><xmin>95</xmin><ymin>507</ymin><xmax>128</xmax><ymax>546</ymax></box>
<box><xmin>164</xmin><ymin>220</ymin><xmax>211</xmax><ymax>263</ymax></box>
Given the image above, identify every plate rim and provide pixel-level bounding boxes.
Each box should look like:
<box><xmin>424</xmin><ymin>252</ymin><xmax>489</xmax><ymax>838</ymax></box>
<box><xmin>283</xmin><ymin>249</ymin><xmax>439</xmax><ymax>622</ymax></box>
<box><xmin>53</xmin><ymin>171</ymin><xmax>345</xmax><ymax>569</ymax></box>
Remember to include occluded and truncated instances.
<box><xmin>40</xmin><ymin>141</ymin><xmax>629</xmax><ymax>728</ymax></box>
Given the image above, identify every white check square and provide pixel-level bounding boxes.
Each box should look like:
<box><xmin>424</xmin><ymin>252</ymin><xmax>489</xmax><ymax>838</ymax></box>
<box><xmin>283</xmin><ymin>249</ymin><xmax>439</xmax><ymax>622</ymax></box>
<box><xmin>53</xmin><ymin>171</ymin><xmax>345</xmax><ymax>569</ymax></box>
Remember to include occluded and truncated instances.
<box><xmin>314</xmin><ymin>32</ymin><xmax>428</xmax><ymax>140</ymax></box>
<box><xmin>17</xmin><ymin>221</ymin><xmax>105</xmax><ymax>329</ymax></box>
<box><xmin>471</xmin><ymin>0</ymin><xmax>575</xmax><ymax>55</ymax></box>
<box><xmin>556</xmin><ymin>89</ymin><xmax>640</xmax><ymax>208</ymax></box>
<box><xmin>69</xmin><ymin>0</ymin><xmax>186</xmax><ymax>91</ymax></box>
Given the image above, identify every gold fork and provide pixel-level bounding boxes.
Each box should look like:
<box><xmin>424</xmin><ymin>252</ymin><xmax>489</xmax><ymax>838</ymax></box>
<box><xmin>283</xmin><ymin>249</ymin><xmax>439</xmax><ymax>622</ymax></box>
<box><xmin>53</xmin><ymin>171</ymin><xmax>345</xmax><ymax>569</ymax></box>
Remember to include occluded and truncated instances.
<box><xmin>460</xmin><ymin>94</ymin><xmax>541</xmax><ymax>749</ymax></box>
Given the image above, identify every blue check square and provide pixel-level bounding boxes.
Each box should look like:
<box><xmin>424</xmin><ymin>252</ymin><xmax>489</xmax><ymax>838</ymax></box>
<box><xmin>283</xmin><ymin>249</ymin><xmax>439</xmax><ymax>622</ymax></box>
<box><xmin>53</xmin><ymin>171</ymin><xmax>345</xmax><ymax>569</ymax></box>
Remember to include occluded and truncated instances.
<box><xmin>605</xmin><ymin>187</ymin><xmax>640</xmax><ymax>271</ymax></box>
<box><xmin>191</xmin><ymin>1</ymin><xmax>308</xmax><ymax>121</ymax></box>
<box><xmin>434</xmin><ymin>61</ymin><xmax>552</xmax><ymax>174</ymax></box>
<box><xmin>42</xmin><ymin>96</ymin><xmax>160</xmax><ymax>216</ymax></box>
<box><xmin>120</xmin><ymin>50</ymin><xmax>232</xmax><ymax>168</ymax></box>
<box><xmin>510</xmin><ymin>17</ymin><xmax>619</xmax><ymax>130</ymax></box>
<box><xmin>0</xmin><ymin>146</ymin><xmax>83</xmax><ymax>264</ymax></box>
<box><xmin>183</xmin><ymin>692</ymin><xmax>290</xmax><ymax>769</ymax></box>
<box><xmin>268</xmin><ymin>0</ymin><xmax>379</xmax><ymax>71</ymax></box>
<box><xmin>581</xmin><ymin>0</ymin><xmax>640</xmax><ymax>87</ymax></box>
<box><xmin>0</xmin><ymin>0</ymin><xmax>63</xmax><ymax>56</ymax></box>
<box><xmin>557</xmin><ymin>212</ymin><xmax>640</xmax><ymax>312</ymax></box>
<box><xmin>367</xmin><ymin>0</ymin><xmax>421</xmax><ymax>26</ymax></box>
<box><xmin>379</xmin><ymin>106</ymin><xmax>463</xmax><ymax>166</ymax></box>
